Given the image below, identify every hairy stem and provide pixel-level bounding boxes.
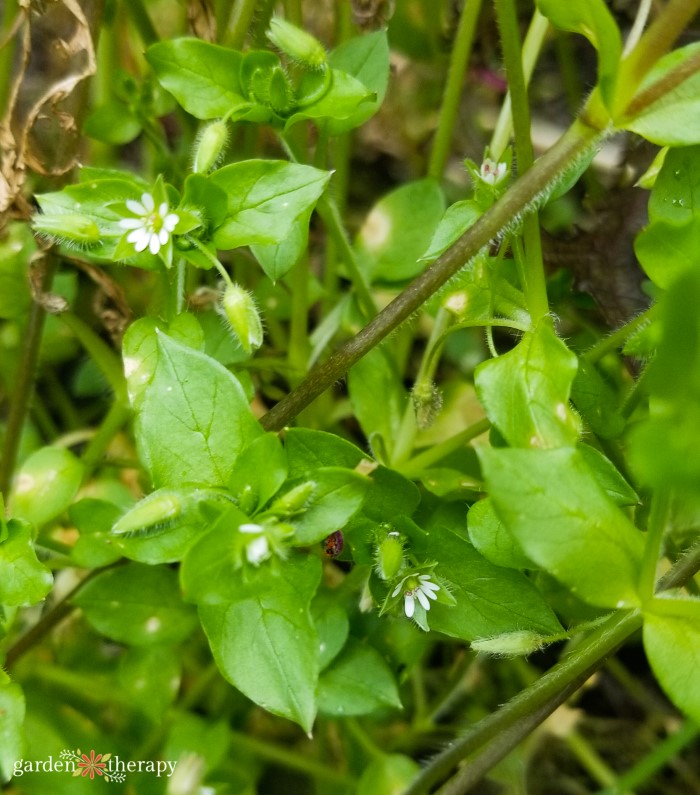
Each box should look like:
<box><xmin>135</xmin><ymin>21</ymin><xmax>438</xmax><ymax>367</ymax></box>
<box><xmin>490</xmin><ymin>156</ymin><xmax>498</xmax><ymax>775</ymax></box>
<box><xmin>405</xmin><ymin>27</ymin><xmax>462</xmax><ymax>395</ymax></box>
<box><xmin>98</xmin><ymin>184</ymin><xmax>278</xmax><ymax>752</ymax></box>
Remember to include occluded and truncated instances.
<box><xmin>261</xmin><ymin>117</ymin><xmax>604</xmax><ymax>431</ymax></box>
<box><xmin>428</xmin><ymin>0</ymin><xmax>484</xmax><ymax>180</ymax></box>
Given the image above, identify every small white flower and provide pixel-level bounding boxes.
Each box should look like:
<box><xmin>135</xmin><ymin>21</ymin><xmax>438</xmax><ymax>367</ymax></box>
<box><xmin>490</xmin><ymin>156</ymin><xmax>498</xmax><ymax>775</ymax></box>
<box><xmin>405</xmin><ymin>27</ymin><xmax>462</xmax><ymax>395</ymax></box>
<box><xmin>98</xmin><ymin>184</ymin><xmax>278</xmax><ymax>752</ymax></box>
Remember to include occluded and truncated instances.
<box><xmin>118</xmin><ymin>192</ymin><xmax>179</xmax><ymax>255</ymax></box>
<box><xmin>392</xmin><ymin>573</ymin><xmax>440</xmax><ymax>618</ymax></box>
<box><xmin>479</xmin><ymin>158</ymin><xmax>507</xmax><ymax>186</ymax></box>
<box><xmin>239</xmin><ymin>523</ymin><xmax>271</xmax><ymax>565</ymax></box>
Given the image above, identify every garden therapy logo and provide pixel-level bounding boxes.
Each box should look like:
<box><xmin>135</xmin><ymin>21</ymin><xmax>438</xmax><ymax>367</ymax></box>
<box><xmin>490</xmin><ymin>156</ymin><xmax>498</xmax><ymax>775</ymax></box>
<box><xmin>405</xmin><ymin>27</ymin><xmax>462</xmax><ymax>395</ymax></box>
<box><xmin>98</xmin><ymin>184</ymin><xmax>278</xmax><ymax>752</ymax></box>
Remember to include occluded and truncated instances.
<box><xmin>12</xmin><ymin>749</ymin><xmax>177</xmax><ymax>783</ymax></box>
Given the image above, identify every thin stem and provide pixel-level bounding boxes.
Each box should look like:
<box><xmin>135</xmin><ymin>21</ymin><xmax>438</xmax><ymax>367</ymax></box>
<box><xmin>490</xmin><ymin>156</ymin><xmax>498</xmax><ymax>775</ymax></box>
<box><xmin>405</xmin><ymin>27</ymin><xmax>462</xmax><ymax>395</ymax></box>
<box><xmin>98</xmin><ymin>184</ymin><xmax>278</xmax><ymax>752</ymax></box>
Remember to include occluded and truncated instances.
<box><xmin>428</xmin><ymin>0</ymin><xmax>484</xmax><ymax>180</ymax></box>
<box><xmin>566</xmin><ymin>730</ymin><xmax>619</xmax><ymax>789</ymax></box>
<box><xmin>638</xmin><ymin>490</ymin><xmax>671</xmax><ymax>603</ymax></box>
<box><xmin>490</xmin><ymin>10</ymin><xmax>550</xmax><ymax>160</ymax></box>
<box><xmin>584</xmin><ymin>305</ymin><xmax>659</xmax><ymax>364</ymax></box>
<box><xmin>398</xmin><ymin>418</ymin><xmax>491</xmax><ymax>479</ymax></box>
<box><xmin>623</xmin><ymin>0</ymin><xmax>652</xmax><ymax>57</ymax></box>
<box><xmin>228</xmin><ymin>729</ymin><xmax>355</xmax><ymax>787</ymax></box>
<box><xmin>345</xmin><ymin>718</ymin><xmax>385</xmax><ymax>761</ymax></box>
<box><xmin>617</xmin><ymin>0</ymin><xmax>700</xmax><ymax>109</ymax></box>
<box><xmin>288</xmin><ymin>254</ymin><xmax>311</xmax><ymax>380</ymax></box>
<box><xmin>58</xmin><ymin>312</ymin><xmax>127</xmax><ymax>401</ymax></box>
<box><xmin>0</xmin><ymin>254</ymin><xmax>56</xmax><ymax>496</ymax></box>
<box><xmin>225</xmin><ymin>0</ymin><xmax>258</xmax><ymax>49</ymax></box>
<box><xmin>261</xmin><ymin>117</ymin><xmax>605</xmax><ymax>431</ymax></box>
<box><xmin>80</xmin><ymin>400</ymin><xmax>132</xmax><ymax>477</ymax></box>
<box><xmin>125</xmin><ymin>0</ymin><xmax>158</xmax><ymax>45</ymax></box>
<box><xmin>600</xmin><ymin>720</ymin><xmax>700</xmax><ymax>795</ymax></box>
<box><xmin>495</xmin><ymin>0</ymin><xmax>548</xmax><ymax>322</ymax></box>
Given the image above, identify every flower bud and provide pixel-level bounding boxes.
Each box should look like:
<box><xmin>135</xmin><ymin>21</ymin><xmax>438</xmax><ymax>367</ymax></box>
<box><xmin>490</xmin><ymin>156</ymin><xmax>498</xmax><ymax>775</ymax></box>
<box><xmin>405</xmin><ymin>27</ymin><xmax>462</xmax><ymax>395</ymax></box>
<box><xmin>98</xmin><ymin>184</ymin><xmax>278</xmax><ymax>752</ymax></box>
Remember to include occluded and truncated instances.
<box><xmin>193</xmin><ymin>120</ymin><xmax>229</xmax><ymax>173</ymax></box>
<box><xmin>33</xmin><ymin>213</ymin><xmax>101</xmax><ymax>246</ymax></box>
<box><xmin>269</xmin><ymin>480</ymin><xmax>316</xmax><ymax>516</ymax></box>
<box><xmin>267</xmin><ymin>17</ymin><xmax>327</xmax><ymax>70</ymax></box>
<box><xmin>471</xmin><ymin>630</ymin><xmax>550</xmax><ymax>657</ymax></box>
<box><xmin>220</xmin><ymin>283</ymin><xmax>264</xmax><ymax>354</ymax></box>
<box><xmin>374</xmin><ymin>531</ymin><xmax>404</xmax><ymax>581</ymax></box>
<box><xmin>412</xmin><ymin>380</ymin><xmax>443</xmax><ymax>429</ymax></box>
<box><xmin>112</xmin><ymin>489</ymin><xmax>184</xmax><ymax>537</ymax></box>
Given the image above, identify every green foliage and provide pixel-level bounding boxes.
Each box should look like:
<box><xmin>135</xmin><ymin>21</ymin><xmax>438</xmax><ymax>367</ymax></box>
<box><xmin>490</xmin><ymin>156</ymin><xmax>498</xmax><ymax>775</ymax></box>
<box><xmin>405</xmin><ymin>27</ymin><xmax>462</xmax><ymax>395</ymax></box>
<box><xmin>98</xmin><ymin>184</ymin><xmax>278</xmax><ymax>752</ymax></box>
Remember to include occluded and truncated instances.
<box><xmin>3</xmin><ymin>2</ymin><xmax>700</xmax><ymax>792</ymax></box>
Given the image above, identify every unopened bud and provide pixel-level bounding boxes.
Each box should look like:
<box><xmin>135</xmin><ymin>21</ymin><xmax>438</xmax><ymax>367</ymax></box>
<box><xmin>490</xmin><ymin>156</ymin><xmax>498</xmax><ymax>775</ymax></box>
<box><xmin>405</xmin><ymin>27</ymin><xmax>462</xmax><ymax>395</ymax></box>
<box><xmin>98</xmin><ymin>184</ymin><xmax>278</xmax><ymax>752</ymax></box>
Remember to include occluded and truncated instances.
<box><xmin>267</xmin><ymin>17</ymin><xmax>327</xmax><ymax>70</ymax></box>
<box><xmin>193</xmin><ymin>120</ymin><xmax>229</xmax><ymax>173</ymax></box>
<box><xmin>220</xmin><ymin>283</ymin><xmax>264</xmax><ymax>354</ymax></box>
<box><xmin>412</xmin><ymin>380</ymin><xmax>443</xmax><ymax>429</ymax></box>
<box><xmin>269</xmin><ymin>480</ymin><xmax>316</xmax><ymax>516</ymax></box>
<box><xmin>471</xmin><ymin>630</ymin><xmax>550</xmax><ymax>657</ymax></box>
<box><xmin>375</xmin><ymin>531</ymin><xmax>404</xmax><ymax>581</ymax></box>
<box><xmin>33</xmin><ymin>213</ymin><xmax>101</xmax><ymax>246</ymax></box>
<box><xmin>112</xmin><ymin>489</ymin><xmax>184</xmax><ymax>537</ymax></box>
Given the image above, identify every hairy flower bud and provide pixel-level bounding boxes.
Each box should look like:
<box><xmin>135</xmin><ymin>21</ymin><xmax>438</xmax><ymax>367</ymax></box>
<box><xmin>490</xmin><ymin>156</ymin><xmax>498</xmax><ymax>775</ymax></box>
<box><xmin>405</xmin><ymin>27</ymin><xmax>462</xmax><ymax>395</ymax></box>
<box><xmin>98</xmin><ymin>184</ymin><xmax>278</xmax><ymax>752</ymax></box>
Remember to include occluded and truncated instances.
<box><xmin>193</xmin><ymin>120</ymin><xmax>229</xmax><ymax>173</ymax></box>
<box><xmin>267</xmin><ymin>17</ymin><xmax>327</xmax><ymax>70</ymax></box>
<box><xmin>374</xmin><ymin>531</ymin><xmax>404</xmax><ymax>581</ymax></box>
<box><xmin>220</xmin><ymin>283</ymin><xmax>264</xmax><ymax>354</ymax></box>
<box><xmin>112</xmin><ymin>489</ymin><xmax>184</xmax><ymax>537</ymax></box>
<box><xmin>33</xmin><ymin>213</ymin><xmax>101</xmax><ymax>246</ymax></box>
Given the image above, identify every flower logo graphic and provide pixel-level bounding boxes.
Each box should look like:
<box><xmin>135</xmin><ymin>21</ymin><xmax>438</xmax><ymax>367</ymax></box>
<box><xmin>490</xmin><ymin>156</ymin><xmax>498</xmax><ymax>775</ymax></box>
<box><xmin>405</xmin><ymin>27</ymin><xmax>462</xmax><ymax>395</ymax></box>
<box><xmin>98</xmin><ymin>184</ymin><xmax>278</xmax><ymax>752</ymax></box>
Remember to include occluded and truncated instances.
<box><xmin>74</xmin><ymin>749</ymin><xmax>110</xmax><ymax>780</ymax></box>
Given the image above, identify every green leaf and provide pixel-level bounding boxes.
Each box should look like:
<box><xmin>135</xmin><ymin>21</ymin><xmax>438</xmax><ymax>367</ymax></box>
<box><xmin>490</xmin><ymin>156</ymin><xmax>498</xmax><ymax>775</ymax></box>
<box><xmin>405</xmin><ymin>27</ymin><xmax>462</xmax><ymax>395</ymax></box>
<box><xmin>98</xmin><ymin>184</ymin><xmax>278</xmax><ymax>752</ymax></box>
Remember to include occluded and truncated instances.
<box><xmin>479</xmin><ymin>447</ymin><xmax>644</xmax><ymax>608</ymax></box>
<box><xmin>311</xmin><ymin>595</ymin><xmax>349</xmax><ymax>670</ymax></box>
<box><xmin>229</xmin><ymin>433</ymin><xmax>288</xmax><ymax>514</ymax></box>
<box><xmin>72</xmin><ymin>563</ymin><xmax>198</xmax><ymax>646</ymax></box>
<box><xmin>146</xmin><ymin>39</ymin><xmax>251</xmax><ymax>120</ymax></box>
<box><xmin>118</xmin><ymin>646</ymin><xmax>181</xmax><ymax>721</ymax></box>
<box><xmin>578</xmin><ymin>444</ymin><xmax>638</xmax><ymax>507</ymax></box>
<box><xmin>0</xmin><ymin>520</ymin><xmax>52</xmax><ymax>607</ymax></box>
<box><xmin>211</xmin><ymin>160</ymin><xmax>331</xmax><ymax>249</ymax></box>
<box><xmin>84</xmin><ymin>101</ymin><xmax>142</xmax><ymax>144</ymax></box>
<box><xmin>318</xmin><ymin>639</ymin><xmax>401</xmax><ymax>716</ymax></box>
<box><xmin>198</xmin><ymin>555</ymin><xmax>321</xmax><ymax>732</ymax></box>
<box><xmin>0</xmin><ymin>676</ymin><xmax>25</xmax><ymax>784</ymax></box>
<box><xmin>133</xmin><ymin>332</ymin><xmax>261</xmax><ymax>488</ymax></box>
<box><xmin>327</xmin><ymin>30</ymin><xmax>390</xmax><ymax>134</ymax></box>
<box><xmin>571</xmin><ymin>358</ymin><xmax>625</xmax><ymax>439</ymax></box>
<box><xmin>475</xmin><ymin>322</ymin><xmax>580</xmax><ymax>449</ymax></box>
<box><xmin>179</xmin><ymin>505</ymin><xmax>255</xmax><ymax>604</ymax></box>
<box><xmin>364</xmin><ymin>466</ymin><xmax>421</xmax><ymax>522</ymax></box>
<box><xmin>285</xmin><ymin>68</ymin><xmax>374</xmax><ymax>129</ymax></box>
<box><xmin>357</xmin><ymin>754</ymin><xmax>420</xmax><ymax>795</ymax></box>
<box><xmin>426</xmin><ymin>525</ymin><xmax>562</xmax><ymax>640</ymax></box>
<box><xmin>628</xmin><ymin>270</ymin><xmax>700</xmax><ymax>500</ymax></box>
<box><xmin>420</xmin><ymin>199</ymin><xmax>482</xmax><ymax>262</ymax></box>
<box><xmin>122</xmin><ymin>314</ymin><xmax>204</xmax><ymax>407</ymax></box>
<box><xmin>250</xmin><ymin>210</ymin><xmax>310</xmax><ymax>281</ymax></box>
<box><xmin>281</xmin><ymin>467</ymin><xmax>369</xmax><ymax>546</ymax></box>
<box><xmin>643</xmin><ymin>596</ymin><xmax>700</xmax><ymax>723</ymax></box>
<box><xmin>635</xmin><ymin>146</ymin><xmax>700</xmax><ymax>288</ymax></box>
<box><xmin>467</xmin><ymin>497</ymin><xmax>533</xmax><ymax>570</ymax></box>
<box><xmin>69</xmin><ymin>498</ymin><xmax>125</xmax><ymax>568</ymax></box>
<box><xmin>535</xmin><ymin>0</ymin><xmax>621</xmax><ymax>109</ymax></box>
<box><xmin>348</xmin><ymin>347</ymin><xmax>406</xmax><ymax>462</ymax></box>
<box><xmin>355</xmin><ymin>179</ymin><xmax>445</xmax><ymax>282</ymax></box>
<box><xmin>285</xmin><ymin>428</ymin><xmax>366</xmax><ymax>478</ymax></box>
<box><xmin>10</xmin><ymin>446</ymin><xmax>83</xmax><ymax>527</ymax></box>
<box><xmin>623</xmin><ymin>43</ymin><xmax>700</xmax><ymax>146</ymax></box>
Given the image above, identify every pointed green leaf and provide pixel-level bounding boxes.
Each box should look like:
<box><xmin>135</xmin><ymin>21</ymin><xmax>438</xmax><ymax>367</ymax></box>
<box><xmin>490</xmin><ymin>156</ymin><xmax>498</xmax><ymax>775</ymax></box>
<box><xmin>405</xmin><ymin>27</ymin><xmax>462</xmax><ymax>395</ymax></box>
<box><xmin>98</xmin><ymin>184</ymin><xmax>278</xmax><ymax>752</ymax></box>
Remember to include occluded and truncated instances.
<box><xmin>0</xmin><ymin>676</ymin><xmax>25</xmax><ymax>784</ymax></box>
<box><xmin>211</xmin><ymin>160</ymin><xmax>330</xmax><ymax>249</ymax></box>
<box><xmin>475</xmin><ymin>323</ymin><xmax>580</xmax><ymax>448</ymax></box>
<box><xmin>479</xmin><ymin>447</ymin><xmax>644</xmax><ymax>608</ymax></box>
<box><xmin>199</xmin><ymin>555</ymin><xmax>321</xmax><ymax>732</ymax></box>
<box><xmin>643</xmin><ymin>596</ymin><xmax>700</xmax><ymax>723</ymax></box>
<box><xmin>0</xmin><ymin>520</ymin><xmax>53</xmax><ymax>607</ymax></box>
<box><xmin>317</xmin><ymin>639</ymin><xmax>401</xmax><ymax>716</ymax></box>
<box><xmin>133</xmin><ymin>332</ymin><xmax>261</xmax><ymax>488</ymax></box>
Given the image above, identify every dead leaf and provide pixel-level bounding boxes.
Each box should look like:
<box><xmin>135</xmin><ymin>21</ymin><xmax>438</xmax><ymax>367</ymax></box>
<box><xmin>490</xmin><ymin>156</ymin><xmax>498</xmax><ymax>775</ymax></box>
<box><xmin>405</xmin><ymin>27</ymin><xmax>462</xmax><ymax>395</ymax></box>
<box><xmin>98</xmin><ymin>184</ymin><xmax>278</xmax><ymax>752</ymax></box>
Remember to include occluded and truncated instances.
<box><xmin>187</xmin><ymin>0</ymin><xmax>217</xmax><ymax>42</ymax></box>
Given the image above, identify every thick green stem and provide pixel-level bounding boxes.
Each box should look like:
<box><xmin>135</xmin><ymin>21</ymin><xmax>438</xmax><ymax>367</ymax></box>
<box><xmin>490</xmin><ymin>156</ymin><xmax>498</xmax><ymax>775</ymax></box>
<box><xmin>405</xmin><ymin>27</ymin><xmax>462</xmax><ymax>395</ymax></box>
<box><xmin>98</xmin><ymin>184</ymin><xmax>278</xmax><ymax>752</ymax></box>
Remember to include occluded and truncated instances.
<box><xmin>428</xmin><ymin>0</ymin><xmax>483</xmax><ymax>180</ymax></box>
<box><xmin>584</xmin><ymin>305</ymin><xmax>659</xmax><ymax>364</ymax></box>
<box><xmin>225</xmin><ymin>0</ymin><xmax>258</xmax><ymax>49</ymax></box>
<box><xmin>490</xmin><ymin>10</ymin><xmax>549</xmax><ymax>160</ymax></box>
<box><xmin>495</xmin><ymin>0</ymin><xmax>548</xmax><ymax>322</ymax></box>
<box><xmin>261</xmin><ymin>117</ymin><xmax>603</xmax><ymax>431</ymax></box>
<box><xmin>638</xmin><ymin>490</ymin><xmax>671</xmax><ymax>602</ymax></box>
<box><xmin>0</xmin><ymin>254</ymin><xmax>56</xmax><ymax>496</ymax></box>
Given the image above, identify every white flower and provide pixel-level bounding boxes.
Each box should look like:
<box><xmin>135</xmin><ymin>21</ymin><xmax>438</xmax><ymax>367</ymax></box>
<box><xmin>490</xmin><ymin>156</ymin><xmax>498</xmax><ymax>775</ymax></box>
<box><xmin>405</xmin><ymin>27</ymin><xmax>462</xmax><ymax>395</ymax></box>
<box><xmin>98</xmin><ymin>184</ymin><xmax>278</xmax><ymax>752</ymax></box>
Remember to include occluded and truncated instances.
<box><xmin>239</xmin><ymin>523</ymin><xmax>271</xmax><ymax>566</ymax></box>
<box><xmin>119</xmin><ymin>192</ymin><xmax>179</xmax><ymax>255</ymax></box>
<box><xmin>392</xmin><ymin>573</ymin><xmax>440</xmax><ymax>618</ymax></box>
<box><xmin>479</xmin><ymin>158</ymin><xmax>507</xmax><ymax>186</ymax></box>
